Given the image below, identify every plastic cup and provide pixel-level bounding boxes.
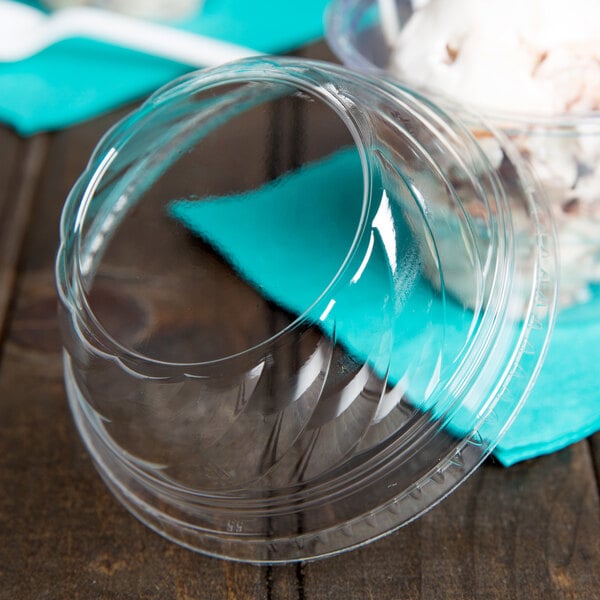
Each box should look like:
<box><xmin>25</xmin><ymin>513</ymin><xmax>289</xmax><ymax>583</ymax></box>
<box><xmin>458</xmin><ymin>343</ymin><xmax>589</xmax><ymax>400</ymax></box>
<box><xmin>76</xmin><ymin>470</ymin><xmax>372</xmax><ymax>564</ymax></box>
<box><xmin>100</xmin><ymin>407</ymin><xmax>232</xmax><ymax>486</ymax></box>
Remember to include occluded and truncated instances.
<box><xmin>56</xmin><ymin>58</ymin><xmax>557</xmax><ymax>562</ymax></box>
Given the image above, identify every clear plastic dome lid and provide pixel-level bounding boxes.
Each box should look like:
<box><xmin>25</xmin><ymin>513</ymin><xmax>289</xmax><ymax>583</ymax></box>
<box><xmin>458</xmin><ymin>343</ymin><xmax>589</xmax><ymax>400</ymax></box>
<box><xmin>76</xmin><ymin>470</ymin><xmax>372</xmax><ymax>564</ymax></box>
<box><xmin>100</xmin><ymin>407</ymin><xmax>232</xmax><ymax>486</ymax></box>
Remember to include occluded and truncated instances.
<box><xmin>56</xmin><ymin>58</ymin><xmax>557</xmax><ymax>562</ymax></box>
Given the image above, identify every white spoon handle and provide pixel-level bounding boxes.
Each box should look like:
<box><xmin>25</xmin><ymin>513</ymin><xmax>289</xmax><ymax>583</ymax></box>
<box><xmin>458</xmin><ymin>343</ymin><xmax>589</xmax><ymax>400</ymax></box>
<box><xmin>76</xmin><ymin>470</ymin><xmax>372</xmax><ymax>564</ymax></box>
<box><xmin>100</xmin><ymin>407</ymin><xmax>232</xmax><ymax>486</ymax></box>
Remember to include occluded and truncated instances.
<box><xmin>0</xmin><ymin>3</ymin><xmax>262</xmax><ymax>65</ymax></box>
<box><xmin>57</xmin><ymin>7</ymin><xmax>262</xmax><ymax>66</ymax></box>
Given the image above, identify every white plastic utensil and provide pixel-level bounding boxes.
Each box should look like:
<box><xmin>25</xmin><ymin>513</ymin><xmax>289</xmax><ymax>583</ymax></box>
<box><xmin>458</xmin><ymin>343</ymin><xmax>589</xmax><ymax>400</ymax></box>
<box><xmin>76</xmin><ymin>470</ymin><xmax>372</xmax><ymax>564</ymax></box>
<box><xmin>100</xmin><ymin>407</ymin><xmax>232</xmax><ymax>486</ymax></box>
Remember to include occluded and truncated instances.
<box><xmin>377</xmin><ymin>0</ymin><xmax>400</xmax><ymax>45</ymax></box>
<box><xmin>0</xmin><ymin>1</ymin><xmax>262</xmax><ymax>65</ymax></box>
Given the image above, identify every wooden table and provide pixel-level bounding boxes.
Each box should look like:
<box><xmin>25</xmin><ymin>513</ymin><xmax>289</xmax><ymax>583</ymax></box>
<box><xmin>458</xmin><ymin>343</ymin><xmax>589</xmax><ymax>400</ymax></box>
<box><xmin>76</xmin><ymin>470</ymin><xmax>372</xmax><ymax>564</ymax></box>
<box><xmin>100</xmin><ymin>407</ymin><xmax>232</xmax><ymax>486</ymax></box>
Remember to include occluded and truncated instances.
<box><xmin>1</xmin><ymin>42</ymin><xmax>599</xmax><ymax>599</ymax></box>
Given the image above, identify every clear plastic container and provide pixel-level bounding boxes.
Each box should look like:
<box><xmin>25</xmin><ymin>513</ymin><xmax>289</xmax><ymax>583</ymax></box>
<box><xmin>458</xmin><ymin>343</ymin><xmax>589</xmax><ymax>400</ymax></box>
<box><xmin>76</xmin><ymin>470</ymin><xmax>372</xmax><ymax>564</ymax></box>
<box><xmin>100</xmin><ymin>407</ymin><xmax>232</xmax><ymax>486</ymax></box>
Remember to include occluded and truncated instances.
<box><xmin>56</xmin><ymin>57</ymin><xmax>557</xmax><ymax>563</ymax></box>
<box><xmin>326</xmin><ymin>0</ymin><xmax>600</xmax><ymax>309</ymax></box>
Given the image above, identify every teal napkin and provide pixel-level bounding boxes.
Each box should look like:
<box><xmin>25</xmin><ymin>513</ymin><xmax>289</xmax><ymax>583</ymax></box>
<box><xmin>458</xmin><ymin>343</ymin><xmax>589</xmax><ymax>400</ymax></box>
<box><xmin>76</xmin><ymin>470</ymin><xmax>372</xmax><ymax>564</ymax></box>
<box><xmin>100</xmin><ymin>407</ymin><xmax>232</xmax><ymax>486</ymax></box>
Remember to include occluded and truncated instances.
<box><xmin>0</xmin><ymin>0</ymin><xmax>329</xmax><ymax>135</ymax></box>
<box><xmin>170</xmin><ymin>150</ymin><xmax>600</xmax><ymax>467</ymax></box>
<box><xmin>494</xmin><ymin>295</ymin><xmax>600</xmax><ymax>465</ymax></box>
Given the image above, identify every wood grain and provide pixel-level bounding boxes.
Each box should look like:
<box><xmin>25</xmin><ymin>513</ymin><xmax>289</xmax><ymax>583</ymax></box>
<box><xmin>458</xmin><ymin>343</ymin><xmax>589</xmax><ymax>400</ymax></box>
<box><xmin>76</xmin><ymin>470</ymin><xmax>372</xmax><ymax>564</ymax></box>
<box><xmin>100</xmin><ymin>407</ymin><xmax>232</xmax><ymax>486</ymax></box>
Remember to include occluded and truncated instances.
<box><xmin>0</xmin><ymin>115</ymin><xmax>270</xmax><ymax>600</ymax></box>
<box><xmin>0</xmin><ymin>130</ymin><xmax>47</xmax><ymax>343</ymax></box>
<box><xmin>303</xmin><ymin>445</ymin><xmax>600</xmax><ymax>600</ymax></box>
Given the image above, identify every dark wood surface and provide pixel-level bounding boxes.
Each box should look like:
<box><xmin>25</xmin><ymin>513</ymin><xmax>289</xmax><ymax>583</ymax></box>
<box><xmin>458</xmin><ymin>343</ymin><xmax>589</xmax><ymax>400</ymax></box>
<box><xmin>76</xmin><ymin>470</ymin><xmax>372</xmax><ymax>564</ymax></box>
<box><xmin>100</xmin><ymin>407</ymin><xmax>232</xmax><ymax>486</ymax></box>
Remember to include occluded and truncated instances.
<box><xmin>1</xmin><ymin>42</ymin><xmax>599</xmax><ymax>600</ymax></box>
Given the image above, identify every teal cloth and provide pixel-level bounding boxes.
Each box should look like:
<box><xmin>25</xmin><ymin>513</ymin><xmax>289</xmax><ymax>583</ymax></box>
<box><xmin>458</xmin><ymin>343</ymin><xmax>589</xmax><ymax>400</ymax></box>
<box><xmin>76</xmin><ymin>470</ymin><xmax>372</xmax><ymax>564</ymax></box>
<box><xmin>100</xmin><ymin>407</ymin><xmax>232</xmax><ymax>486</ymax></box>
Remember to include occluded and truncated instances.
<box><xmin>494</xmin><ymin>295</ymin><xmax>600</xmax><ymax>465</ymax></box>
<box><xmin>170</xmin><ymin>150</ymin><xmax>600</xmax><ymax>467</ymax></box>
<box><xmin>0</xmin><ymin>0</ymin><xmax>329</xmax><ymax>135</ymax></box>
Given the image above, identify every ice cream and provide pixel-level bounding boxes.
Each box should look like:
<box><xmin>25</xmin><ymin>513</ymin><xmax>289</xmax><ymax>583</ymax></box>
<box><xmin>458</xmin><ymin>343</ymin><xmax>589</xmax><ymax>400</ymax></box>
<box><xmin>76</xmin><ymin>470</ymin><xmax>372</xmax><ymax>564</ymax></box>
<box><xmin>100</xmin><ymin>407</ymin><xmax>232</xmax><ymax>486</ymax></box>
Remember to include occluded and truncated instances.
<box><xmin>390</xmin><ymin>0</ymin><xmax>600</xmax><ymax>306</ymax></box>
<box><xmin>391</xmin><ymin>0</ymin><xmax>600</xmax><ymax>116</ymax></box>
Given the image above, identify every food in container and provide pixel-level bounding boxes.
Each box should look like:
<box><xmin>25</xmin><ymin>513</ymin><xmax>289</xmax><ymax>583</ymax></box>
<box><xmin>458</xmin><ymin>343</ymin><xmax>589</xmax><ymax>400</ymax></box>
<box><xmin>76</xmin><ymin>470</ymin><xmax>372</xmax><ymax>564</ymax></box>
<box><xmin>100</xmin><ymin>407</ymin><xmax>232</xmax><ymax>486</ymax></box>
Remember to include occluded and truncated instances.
<box><xmin>328</xmin><ymin>0</ymin><xmax>600</xmax><ymax>307</ymax></box>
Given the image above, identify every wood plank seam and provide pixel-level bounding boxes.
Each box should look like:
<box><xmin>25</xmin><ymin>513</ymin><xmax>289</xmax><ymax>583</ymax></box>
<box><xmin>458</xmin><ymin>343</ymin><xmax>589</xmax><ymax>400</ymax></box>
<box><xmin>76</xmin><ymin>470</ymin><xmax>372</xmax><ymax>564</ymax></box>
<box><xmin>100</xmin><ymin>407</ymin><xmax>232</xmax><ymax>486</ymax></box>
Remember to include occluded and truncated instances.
<box><xmin>0</xmin><ymin>135</ymin><xmax>49</xmax><ymax>351</ymax></box>
<box><xmin>588</xmin><ymin>437</ymin><xmax>600</xmax><ymax>497</ymax></box>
